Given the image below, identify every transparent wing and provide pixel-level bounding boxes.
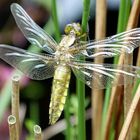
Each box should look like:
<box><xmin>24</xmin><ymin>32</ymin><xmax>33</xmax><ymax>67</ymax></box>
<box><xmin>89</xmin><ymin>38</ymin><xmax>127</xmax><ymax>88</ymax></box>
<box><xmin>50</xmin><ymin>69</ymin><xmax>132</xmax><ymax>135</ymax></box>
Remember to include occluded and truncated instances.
<box><xmin>70</xmin><ymin>28</ymin><xmax>140</xmax><ymax>58</ymax></box>
<box><xmin>11</xmin><ymin>3</ymin><xmax>57</xmax><ymax>54</ymax></box>
<box><xmin>69</xmin><ymin>60</ymin><xmax>140</xmax><ymax>89</ymax></box>
<box><xmin>0</xmin><ymin>44</ymin><xmax>56</xmax><ymax>80</ymax></box>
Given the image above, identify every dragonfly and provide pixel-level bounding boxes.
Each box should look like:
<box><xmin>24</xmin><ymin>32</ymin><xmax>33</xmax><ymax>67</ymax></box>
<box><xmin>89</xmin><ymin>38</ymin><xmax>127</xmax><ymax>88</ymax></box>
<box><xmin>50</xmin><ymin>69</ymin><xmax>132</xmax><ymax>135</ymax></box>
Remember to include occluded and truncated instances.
<box><xmin>0</xmin><ymin>3</ymin><xmax>140</xmax><ymax>124</ymax></box>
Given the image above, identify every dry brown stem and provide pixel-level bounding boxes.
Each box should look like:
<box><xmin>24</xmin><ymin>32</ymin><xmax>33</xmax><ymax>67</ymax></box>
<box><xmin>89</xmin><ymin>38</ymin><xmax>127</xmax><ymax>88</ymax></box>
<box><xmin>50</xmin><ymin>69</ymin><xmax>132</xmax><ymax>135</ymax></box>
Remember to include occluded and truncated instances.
<box><xmin>11</xmin><ymin>75</ymin><xmax>20</xmax><ymax>140</ymax></box>
<box><xmin>8</xmin><ymin>115</ymin><xmax>17</xmax><ymax>140</ymax></box>
<box><xmin>34</xmin><ymin>125</ymin><xmax>42</xmax><ymax>140</ymax></box>
<box><xmin>92</xmin><ymin>0</ymin><xmax>106</xmax><ymax>140</ymax></box>
<box><xmin>118</xmin><ymin>84</ymin><xmax>140</xmax><ymax>140</ymax></box>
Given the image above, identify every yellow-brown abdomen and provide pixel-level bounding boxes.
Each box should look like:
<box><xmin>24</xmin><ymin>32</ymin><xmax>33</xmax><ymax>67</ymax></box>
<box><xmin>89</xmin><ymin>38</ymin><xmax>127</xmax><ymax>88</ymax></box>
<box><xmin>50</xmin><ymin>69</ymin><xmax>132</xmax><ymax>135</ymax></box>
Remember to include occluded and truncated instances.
<box><xmin>49</xmin><ymin>64</ymin><xmax>71</xmax><ymax>124</ymax></box>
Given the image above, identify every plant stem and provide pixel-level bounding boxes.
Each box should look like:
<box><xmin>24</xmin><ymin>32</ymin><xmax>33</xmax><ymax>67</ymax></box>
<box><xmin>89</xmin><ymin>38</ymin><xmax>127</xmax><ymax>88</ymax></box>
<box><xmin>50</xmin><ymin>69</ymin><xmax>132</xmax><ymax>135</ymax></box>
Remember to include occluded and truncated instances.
<box><xmin>118</xmin><ymin>84</ymin><xmax>140</xmax><ymax>140</ymax></box>
<box><xmin>64</xmin><ymin>94</ymin><xmax>72</xmax><ymax>140</ymax></box>
<box><xmin>52</xmin><ymin>0</ymin><xmax>61</xmax><ymax>42</ymax></box>
<box><xmin>114</xmin><ymin>0</ymin><xmax>131</xmax><ymax>63</ymax></box>
<box><xmin>117</xmin><ymin>0</ymin><xmax>130</xmax><ymax>33</ymax></box>
<box><xmin>76</xmin><ymin>1</ymin><xmax>90</xmax><ymax>140</ymax></box>
<box><xmin>8</xmin><ymin>115</ymin><xmax>17</xmax><ymax>140</ymax></box>
<box><xmin>11</xmin><ymin>75</ymin><xmax>20</xmax><ymax>140</ymax></box>
<box><xmin>34</xmin><ymin>125</ymin><xmax>42</xmax><ymax>140</ymax></box>
<box><xmin>30</xmin><ymin>101</ymin><xmax>39</xmax><ymax>123</ymax></box>
<box><xmin>93</xmin><ymin>0</ymin><xmax>106</xmax><ymax>140</ymax></box>
<box><xmin>81</xmin><ymin>0</ymin><xmax>90</xmax><ymax>33</ymax></box>
<box><xmin>76</xmin><ymin>80</ymin><xmax>85</xmax><ymax>140</ymax></box>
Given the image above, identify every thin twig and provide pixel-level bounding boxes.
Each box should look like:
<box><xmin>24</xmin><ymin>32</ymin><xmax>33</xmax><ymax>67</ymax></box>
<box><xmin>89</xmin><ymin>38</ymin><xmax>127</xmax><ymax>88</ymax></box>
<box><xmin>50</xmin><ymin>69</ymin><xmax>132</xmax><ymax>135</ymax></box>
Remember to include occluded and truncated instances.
<box><xmin>11</xmin><ymin>74</ymin><xmax>20</xmax><ymax>140</ymax></box>
<box><xmin>34</xmin><ymin>125</ymin><xmax>42</xmax><ymax>140</ymax></box>
<box><xmin>118</xmin><ymin>84</ymin><xmax>140</xmax><ymax>140</ymax></box>
<box><xmin>92</xmin><ymin>0</ymin><xmax>106</xmax><ymax>140</ymax></box>
<box><xmin>8</xmin><ymin>115</ymin><xmax>17</xmax><ymax>140</ymax></box>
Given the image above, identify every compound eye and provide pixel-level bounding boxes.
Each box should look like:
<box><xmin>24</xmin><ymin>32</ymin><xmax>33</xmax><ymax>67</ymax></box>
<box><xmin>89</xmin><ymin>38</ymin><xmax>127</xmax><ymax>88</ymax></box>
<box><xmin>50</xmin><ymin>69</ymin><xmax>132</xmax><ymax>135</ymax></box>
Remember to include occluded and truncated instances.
<box><xmin>76</xmin><ymin>31</ymin><xmax>81</xmax><ymax>36</ymax></box>
<box><xmin>74</xmin><ymin>23</ymin><xmax>82</xmax><ymax>36</ymax></box>
<box><xmin>75</xmin><ymin>28</ymin><xmax>82</xmax><ymax>36</ymax></box>
<box><xmin>64</xmin><ymin>24</ymin><xmax>72</xmax><ymax>34</ymax></box>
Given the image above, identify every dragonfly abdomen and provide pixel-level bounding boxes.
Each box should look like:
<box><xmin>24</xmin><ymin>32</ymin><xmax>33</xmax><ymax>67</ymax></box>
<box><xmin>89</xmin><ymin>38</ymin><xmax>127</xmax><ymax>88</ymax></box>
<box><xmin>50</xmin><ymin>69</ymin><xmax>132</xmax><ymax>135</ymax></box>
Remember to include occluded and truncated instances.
<box><xmin>49</xmin><ymin>65</ymin><xmax>71</xmax><ymax>124</ymax></box>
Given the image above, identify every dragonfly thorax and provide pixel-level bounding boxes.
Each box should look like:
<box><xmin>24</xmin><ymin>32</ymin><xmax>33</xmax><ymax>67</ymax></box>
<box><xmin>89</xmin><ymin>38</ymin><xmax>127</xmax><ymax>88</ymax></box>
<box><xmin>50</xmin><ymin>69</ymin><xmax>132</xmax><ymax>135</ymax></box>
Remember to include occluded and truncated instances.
<box><xmin>55</xmin><ymin>49</ymin><xmax>71</xmax><ymax>64</ymax></box>
<box><xmin>59</xmin><ymin>34</ymin><xmax>76</xmax><ymax>47</ymax></box>
<box><xmin>55</xmin><ymin>32</ymin><xmax>78</xmax><ymax>64</ymax></box>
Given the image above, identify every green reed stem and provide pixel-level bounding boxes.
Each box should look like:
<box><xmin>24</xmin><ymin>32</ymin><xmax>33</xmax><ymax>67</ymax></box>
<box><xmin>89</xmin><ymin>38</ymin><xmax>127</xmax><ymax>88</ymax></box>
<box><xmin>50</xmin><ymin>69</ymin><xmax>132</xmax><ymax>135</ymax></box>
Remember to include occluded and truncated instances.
<box><xmin>76</xmin><ymin>79</ymin><xmax>85</xmax><ymax>140</ymax></box>
<box><xmin>117</xmin><ymin>0</ymin><xmax>131</xmax><ymax>33</ymax></box>
<box><xmin>81</xmin><ymin>0</ymin><xmax>90</xmax><ymax>32</ymax></box>
<box><xmin>64</xmin><ymin>94</ymin><xmax>72</xmax><ymax>140</ymax></box>
<box><xmin>102</xmin><ymin>86</ymin><xmax>111</xmax><ymax>131</ymax></box>
<box><xmin>132</xmin><ymin>79</ymin><xmax>140</xmax><ymax>96</ymax></box>
<box><xmin>30</xmin><ymin>101</ymin><xmax>39</xmax><ymax>124</ymax></box>
<box><xmin>52</xmin><ymin>0</ymin><xmax>61</xmax><ymax>42</ymax></box>
<box><xmin>114</xmin><ymin>0</ymin><xmax>131</xmax><ymax>63</ymax></box>
<box><xmin>76</xmin><ymin>0</ymin><xmax>90</xmax><ymax>140</ymax></box>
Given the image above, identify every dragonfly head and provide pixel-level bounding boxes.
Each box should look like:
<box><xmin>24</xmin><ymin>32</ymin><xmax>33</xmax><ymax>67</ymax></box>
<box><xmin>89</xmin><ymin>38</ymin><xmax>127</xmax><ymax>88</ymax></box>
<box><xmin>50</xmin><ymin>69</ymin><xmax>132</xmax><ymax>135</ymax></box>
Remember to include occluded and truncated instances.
<box><xmin>64</xmin><ymin>23</ymin><xmax>82</xmax><ymax>37</ymax></box>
